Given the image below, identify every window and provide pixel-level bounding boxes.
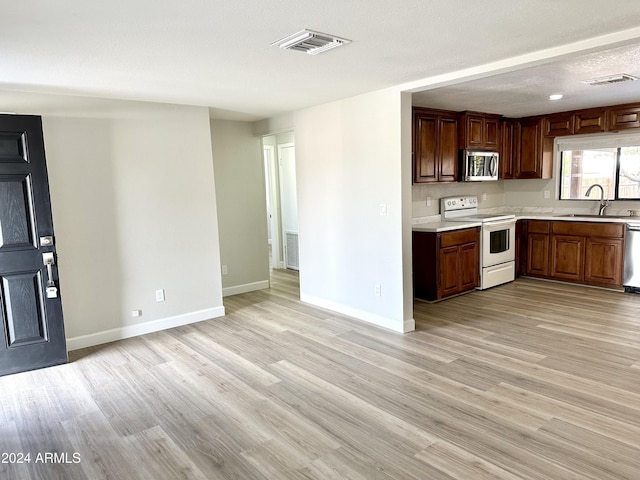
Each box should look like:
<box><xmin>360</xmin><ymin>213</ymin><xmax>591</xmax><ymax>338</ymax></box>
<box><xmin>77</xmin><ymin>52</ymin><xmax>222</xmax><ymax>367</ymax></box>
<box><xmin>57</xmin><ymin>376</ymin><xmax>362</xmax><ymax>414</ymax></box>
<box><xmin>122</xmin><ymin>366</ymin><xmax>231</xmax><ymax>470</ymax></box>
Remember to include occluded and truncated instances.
<box><xmin>558</xmin><ymin>139</ymin><xmax>640</xmax><ymax>201</ymax></box>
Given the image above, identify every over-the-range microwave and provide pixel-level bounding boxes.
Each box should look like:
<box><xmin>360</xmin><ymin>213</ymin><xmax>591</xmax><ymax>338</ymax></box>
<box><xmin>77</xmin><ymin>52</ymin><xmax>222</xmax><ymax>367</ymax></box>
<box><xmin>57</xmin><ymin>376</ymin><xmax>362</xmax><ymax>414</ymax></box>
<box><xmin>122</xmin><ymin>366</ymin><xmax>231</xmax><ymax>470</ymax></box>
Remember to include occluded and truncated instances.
<box><xmin>462</xmin><ymin>150</ymin><xmax>499</xmax><ymax>181</ymax></box>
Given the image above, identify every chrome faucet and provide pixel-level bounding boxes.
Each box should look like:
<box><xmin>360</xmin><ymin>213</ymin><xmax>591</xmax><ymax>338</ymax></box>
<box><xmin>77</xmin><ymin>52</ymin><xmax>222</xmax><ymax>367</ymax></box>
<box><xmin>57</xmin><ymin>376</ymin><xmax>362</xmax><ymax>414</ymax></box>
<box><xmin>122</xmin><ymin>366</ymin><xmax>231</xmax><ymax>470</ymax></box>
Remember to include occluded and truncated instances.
<box><xmin>585</xmin><ymin>183</ymin><xmax>610</xmax><ymax>216</ymax></box>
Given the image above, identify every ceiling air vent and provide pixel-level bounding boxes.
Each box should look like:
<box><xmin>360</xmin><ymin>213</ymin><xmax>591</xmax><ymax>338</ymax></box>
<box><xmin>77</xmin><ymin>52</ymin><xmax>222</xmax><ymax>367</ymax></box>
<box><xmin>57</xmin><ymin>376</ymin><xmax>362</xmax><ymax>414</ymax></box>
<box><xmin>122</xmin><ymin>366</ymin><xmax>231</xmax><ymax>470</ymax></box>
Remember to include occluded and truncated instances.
<box><xmin>271</xmin><ymin>29</ymin><xmax>350</xmax><ymax>55</ymax></box>
<box><xmin>582</xmin><ymin>74</ymin><xmax>639</xmax><ymax>86</ymax></box>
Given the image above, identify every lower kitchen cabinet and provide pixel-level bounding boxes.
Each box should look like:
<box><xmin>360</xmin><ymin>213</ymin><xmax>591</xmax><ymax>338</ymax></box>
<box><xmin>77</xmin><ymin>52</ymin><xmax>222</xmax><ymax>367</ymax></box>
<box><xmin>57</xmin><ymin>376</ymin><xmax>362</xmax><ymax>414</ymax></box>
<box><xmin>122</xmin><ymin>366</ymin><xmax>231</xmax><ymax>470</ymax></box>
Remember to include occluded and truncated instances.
<box><xmin>550</xmin><ymin>235</ymin><xmax>585</xmax><ymax>281</ymax></box>
<box><xmin>521</xmin><ymin>220</ymin><xmax>625</xmax><ymax>288</ymax></box>
<box><xmin>585</xmin><ymin>236</ymin><xmax>624</xmax><ymax>286</ymax></box>
<box><xmin>413</xmin><ymin>227</ymin><xmax>480</xmax><ymax>301</ymax></box>
<box><xmin>524</xmin><ymin>220</ymin><xmax>550</xmax><ymax>277</ymax></box>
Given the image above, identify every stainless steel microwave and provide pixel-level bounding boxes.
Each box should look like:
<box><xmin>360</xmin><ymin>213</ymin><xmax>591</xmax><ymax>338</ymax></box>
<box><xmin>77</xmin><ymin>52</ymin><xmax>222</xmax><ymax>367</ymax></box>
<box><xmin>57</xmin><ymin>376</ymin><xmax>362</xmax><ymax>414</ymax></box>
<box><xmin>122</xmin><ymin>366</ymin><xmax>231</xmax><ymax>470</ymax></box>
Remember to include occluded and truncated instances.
<box><xmin>462</xmin><ymin>150</ymin><xmax>499</xmax><ymax>181</ymax></box>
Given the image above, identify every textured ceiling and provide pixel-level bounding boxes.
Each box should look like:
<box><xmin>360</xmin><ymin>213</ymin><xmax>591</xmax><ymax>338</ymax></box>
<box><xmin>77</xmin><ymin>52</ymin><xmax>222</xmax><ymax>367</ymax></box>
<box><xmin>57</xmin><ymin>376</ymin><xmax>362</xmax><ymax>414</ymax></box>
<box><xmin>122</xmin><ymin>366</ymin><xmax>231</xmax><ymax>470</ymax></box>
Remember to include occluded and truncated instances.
<box><xmin>412</xmin><ymin>42</ymin><xmax>640</xmax><ymax>117</ymax></box>
<box><xmin>1</xmin><ymin>1</ymin><xmax>640</xmax><ymax>120</ymax></box>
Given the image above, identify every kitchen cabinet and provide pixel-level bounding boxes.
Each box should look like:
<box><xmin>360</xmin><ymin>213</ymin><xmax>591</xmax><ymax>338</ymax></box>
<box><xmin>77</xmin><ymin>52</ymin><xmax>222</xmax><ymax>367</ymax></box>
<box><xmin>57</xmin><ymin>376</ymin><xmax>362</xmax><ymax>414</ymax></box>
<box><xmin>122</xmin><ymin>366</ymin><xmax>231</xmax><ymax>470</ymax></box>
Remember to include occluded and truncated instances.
<box><xmin>584</xmin><ymin>236</ymin><xmax>624</xmax><ymax>286</ymax></box>
<box><xmin>413</xmin><ymin>227</ymin><xmax>480</xmax><ymax>301</ymax></box>
<box><xmin>544</xmin><ymin>113</ymin><xmax>574</xmax><ymax>136</ymax></box>
<box><xmin>500</xmin><ymin>119</ymin><xmax>519</xmax><ymax>179</ymax></box>
<box><xmin>524</xmin><ymin>220</ymin><xmax>550</xmax><ymax>277</ymax></box>
<box><xmin>515</xmin><ymin>118</ymin><xmax>553</xmax><ymax>179</ymax></box>
<box><xmin>609</xmin><ymin>104</ymin><xmax>640</xmax><ymax>131</ymax></box>
<box><xmin>550</xmin><ymin>235</ymin><xmax>585</xmax><ymax>281</ymax></box>
<box><xmin>574</xmin><ymin>108</ymin><xmax>607</xmax><ymax>134</ymax></box>
<box><xmin>544</xmin><ymin>109</ymin><xmax>607</xmax><ymax>136</ymax></box>
<box><xmin>521</xmin><ymin>220</ymin><xmax>625</xmax><ymax>288</ymax></box>
<box><xmin>459</xmin><ymin>111</ymin><xmax>501</xmax><ymax>150</ymax></box>
<box><xmin>412</xmin><ymin>108</ymin><xmax>459</xmax><ymax>183</ymax></box>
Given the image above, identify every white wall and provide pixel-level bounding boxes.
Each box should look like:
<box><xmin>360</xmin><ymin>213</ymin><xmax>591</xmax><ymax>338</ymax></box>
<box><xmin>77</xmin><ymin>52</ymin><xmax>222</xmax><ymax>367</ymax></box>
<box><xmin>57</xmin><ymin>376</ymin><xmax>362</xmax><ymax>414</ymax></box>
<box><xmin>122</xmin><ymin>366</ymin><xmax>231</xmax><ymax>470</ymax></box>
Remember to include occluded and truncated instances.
<box><xmin>294</xmin><ymin>88</ymin><xmax>413</xmax><ymax>333</ymax></box>
<box><xmin>211</xmin><ymin>120</ymin><xmax>270</xmax><ymax>296</ymax></box>
<box><xmin>37</xmin><ymin>99</ymin><xmax>224</xmax><ymax>350</ymax></box>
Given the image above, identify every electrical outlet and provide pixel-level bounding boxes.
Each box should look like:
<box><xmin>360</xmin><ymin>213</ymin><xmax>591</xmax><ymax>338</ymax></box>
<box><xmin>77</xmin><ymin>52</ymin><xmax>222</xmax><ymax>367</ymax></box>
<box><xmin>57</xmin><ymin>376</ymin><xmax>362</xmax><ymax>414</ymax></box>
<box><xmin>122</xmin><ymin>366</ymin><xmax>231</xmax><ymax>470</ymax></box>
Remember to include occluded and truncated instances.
<box><xmin>426</xmin><ymin>196</ymin><xmax>432</xmax><ymax>207</ymax></box>
<box><xmin>374</xmin><ymin>284</ymin><xmax>381</xmax><ymax>297</ymax></box>
<box><xmin>544</xmin><ymin>190</ymin><xmax>551</xmax><ymax>199</ymax></box>
<box><xmin>132</xmin><ymin>310</ymin><xmax>142</xmax><ymax>317</ymax></box>
<box><xmin>155</xmin><ymin>289</ymin><xmax>165</xmax><ymax>302</ymax></box>
<box><xmin>222</xmin><ymin>264</ymin><xmax>228</xmax><ymax>275</ymax></box>
<box><xmin>379</xmin><ymin>203</ymin><xmax>388</xmax><ymax>216</ymax></box>
<box><xmin>482</xmin><ymin>192</ymin><xmax>487</xmax><ymax>201</ymax></box>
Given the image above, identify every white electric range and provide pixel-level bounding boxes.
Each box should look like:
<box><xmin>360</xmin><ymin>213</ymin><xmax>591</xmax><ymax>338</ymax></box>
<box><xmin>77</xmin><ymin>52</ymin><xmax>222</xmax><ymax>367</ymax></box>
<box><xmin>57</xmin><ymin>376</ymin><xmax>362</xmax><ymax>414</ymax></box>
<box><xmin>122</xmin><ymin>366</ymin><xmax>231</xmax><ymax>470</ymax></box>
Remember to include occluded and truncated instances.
<box><xmin>441</xmin><ymin>196</ymin><xmax>516</xmax><ymax>290</ymax></box>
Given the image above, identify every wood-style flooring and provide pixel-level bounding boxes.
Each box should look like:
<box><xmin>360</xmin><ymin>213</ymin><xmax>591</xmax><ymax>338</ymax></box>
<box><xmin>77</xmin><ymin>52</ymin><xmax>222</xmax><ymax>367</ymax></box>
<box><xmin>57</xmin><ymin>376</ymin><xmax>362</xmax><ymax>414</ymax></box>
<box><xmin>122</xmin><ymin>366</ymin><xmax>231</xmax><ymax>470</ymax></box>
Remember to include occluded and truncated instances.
<box><xmin>1</xmin><ymin>270</ymin><xmax>640</xmax><ymax>479</ymax></box>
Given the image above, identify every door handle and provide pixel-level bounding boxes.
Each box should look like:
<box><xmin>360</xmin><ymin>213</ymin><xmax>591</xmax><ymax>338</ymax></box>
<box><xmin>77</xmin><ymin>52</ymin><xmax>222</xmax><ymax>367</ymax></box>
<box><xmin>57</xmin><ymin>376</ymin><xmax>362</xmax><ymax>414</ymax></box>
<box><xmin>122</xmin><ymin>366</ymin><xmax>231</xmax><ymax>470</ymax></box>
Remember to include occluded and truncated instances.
<box><xmin>42</xmin><ymin>252</ymin><xmax>58</xmax><ymax>298</ymax></box>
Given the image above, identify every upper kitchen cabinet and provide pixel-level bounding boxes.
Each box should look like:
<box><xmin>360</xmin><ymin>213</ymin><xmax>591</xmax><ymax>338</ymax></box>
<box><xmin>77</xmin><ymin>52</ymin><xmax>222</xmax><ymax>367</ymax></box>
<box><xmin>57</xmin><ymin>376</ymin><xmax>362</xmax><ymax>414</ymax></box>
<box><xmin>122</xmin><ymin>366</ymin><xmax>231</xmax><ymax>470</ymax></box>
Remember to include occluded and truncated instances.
<box><xmin>544</xmin><ymin>109</ymin><xmax>607</xmax><ymax>136</ymax></box>
<box><xmin>515</xmin><ymin>117</ymin><xmax>553</xmax><ymax>179</ymax></box>
<box><xmin>500</xmin><ymin>119</ymin><xmax>519</xmax><ymax>179</ymax></box>
<box><xmin>412</xmin><ymin>107</ymin><xmax>458</xmax><ymax>183</ymax></box>
<box><xmin>459</xmin><ymin>111</ymin><xmax>501</xmax><ymax>150</ymax></box>
<box><xmin>609</xmin><ymin>103</ymin><xmax>640</xmax><ymax>131</ymax></box>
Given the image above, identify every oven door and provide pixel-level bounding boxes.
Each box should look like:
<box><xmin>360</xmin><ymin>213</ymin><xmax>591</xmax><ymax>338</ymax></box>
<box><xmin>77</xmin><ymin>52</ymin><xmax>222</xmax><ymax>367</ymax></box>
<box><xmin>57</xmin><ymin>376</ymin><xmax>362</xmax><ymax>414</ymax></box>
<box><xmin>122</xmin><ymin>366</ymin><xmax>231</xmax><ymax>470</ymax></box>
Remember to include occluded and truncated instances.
<box><xmin>482</xmin><ymin>219</ymin><xmax>516</xmax><ymax>267</ymax></box>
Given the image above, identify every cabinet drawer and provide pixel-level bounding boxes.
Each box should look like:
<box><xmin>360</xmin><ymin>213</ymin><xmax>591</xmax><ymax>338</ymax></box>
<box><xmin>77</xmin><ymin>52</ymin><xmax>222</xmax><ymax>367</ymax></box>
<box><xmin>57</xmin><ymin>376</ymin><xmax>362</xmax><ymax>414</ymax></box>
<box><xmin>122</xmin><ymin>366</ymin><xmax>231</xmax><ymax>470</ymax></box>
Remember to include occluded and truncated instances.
<box><xmin>589</xmin><ymin>222</ymin><xmax>625</xmax><ymax>238</ymax></box>
<box><xmin>551</xmin><ymin>221</ymin><xmax>624</xmax><ymax>238</ymax></box>
<box><xmin>527</xmin><ymin>220</ymin><xmax>550</xmax><ymax>234</ymax></box>
<box><xmin>439</xmin><ymin>228</ymin><xmax>479</xmax><ymax>248</ymax></box>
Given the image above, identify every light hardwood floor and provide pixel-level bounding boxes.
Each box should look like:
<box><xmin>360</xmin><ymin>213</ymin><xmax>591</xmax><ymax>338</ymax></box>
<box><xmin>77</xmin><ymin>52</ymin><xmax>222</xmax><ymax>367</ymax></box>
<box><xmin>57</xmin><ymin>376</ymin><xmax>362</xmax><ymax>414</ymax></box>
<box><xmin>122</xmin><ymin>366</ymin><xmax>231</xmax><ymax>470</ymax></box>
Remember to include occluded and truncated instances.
<box><xmin>1</xmin><ymin>270</ymin><xmax>640</xmax><ymax>479</ymax></box>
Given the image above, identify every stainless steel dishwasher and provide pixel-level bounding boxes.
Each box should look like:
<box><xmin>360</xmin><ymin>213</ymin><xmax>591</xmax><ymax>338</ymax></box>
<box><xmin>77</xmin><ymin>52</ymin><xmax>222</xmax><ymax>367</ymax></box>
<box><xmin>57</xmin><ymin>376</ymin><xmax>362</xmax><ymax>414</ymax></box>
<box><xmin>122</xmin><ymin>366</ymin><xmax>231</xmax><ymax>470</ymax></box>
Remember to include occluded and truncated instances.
<box><xmin>624</xmin><ymin>223</ymin><xmax>640</xmax><ymax>293</ymax></box>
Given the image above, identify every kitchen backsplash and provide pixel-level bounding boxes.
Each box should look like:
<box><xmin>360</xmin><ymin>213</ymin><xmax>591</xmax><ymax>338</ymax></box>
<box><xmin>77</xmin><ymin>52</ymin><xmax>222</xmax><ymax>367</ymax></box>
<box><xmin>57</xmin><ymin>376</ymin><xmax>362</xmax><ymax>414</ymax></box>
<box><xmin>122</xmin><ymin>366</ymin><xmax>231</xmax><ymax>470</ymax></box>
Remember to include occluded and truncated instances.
<box><xmin>412</xmin><ymin>178</ymin><xmax>640</xmax><ymax>221</ymax></box>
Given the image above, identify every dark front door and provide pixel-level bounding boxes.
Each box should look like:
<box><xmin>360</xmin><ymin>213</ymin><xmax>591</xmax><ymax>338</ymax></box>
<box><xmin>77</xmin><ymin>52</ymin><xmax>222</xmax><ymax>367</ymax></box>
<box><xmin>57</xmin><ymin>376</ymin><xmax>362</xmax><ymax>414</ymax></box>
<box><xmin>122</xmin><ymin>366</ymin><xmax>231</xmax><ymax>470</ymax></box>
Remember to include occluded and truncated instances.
<box><xmin>0</xmin><ymin>114</ymin><xmax>67</xmax><ymax>376</ymax></box>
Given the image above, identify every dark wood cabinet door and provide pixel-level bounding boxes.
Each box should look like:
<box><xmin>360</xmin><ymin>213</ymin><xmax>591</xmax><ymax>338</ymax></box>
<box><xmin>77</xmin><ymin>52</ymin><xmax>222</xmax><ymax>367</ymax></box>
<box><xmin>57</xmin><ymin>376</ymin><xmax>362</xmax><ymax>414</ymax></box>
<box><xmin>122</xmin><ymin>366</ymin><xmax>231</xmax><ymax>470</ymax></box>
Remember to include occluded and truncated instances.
<box><xmin>459</xmin><ymin>242</ymin><xmax>479</xmax><ymax>291</ymax></box>
<box><xmin>466</xmin><ymin>116</ymin><xmax>483</xmax><ymax>147</ymax></box>
<box><xmin>575</xmin><ymin>109</ymin><xmax>607</xmax><ymax>134</ymax></box>
<box><xmin>544</xmin><ymin>113</ymin><xmax>574</xmax><ymax>136</ymax></box>
<box><xmin>413</xmin><ymin>114</ymin><xmax>438</xmax><ymax>183</ymax></box>
<box><xmin>526</xmin><ymin>233</ymin><xmax>549</xmax><ymax>276</ymax></box>
<box><xmin>500</xmin><ymin>120</ymin><xmax>518</xmax><ymax>179</ymax></box>
<box><xmin>609</xmin><ymin>104</ymin><xmax>640</xmax><ymax>131</ymax></box>
<box><xmin>517</xmin><ymin>119</ymin><xmax>542</xmax><ymax>178</ymax></box>
<box><xmin>550</xmin><ymin>235</ymin><xmax>585</xmax><ymax>281</ymax></box>
<box><xmin>461</xmin><ymin>113</ymin><xmax>501</xmax><ymax>150</ymax></box>
<box><xmin>413</xmin><ymin>109</ymin><xmax>458</xmax><ymax>183</ymax></box>
<box><xmin>438</xmin><ymin>116</ymin><xmax>459</xmax><ymax>182</ymax></box>
<box><xmin>584</xmin><ymin>237</ymin><xmax>623</xmax><ymax>287</ymax></box>
<box><xmin>484</xmin><ymin>118</ymin><xmax>500</xmax><ymax>148</ymax></box>
<box><xmin>438</xmin><ymin>245</ymin><xmax>461</xmax><ymax>298</ymax></box>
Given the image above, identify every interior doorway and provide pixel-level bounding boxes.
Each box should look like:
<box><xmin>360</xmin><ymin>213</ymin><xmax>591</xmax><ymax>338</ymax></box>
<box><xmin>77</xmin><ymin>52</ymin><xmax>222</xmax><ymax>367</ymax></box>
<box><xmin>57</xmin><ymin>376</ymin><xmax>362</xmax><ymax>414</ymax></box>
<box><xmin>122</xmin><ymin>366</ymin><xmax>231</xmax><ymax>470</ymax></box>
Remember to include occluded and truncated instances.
<box><xmin>261</xmin><ymin>133</ymin><xmax>298</xmax><ymax>271</ymax></box>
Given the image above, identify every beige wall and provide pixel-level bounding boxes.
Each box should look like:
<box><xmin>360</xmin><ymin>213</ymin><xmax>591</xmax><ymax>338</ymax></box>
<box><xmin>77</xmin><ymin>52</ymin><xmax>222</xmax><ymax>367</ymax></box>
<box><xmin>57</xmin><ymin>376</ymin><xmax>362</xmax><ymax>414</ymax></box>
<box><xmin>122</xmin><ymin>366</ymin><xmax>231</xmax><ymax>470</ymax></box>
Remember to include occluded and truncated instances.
<box><xmin>38</xmin><ymin>99</ymin><xmax>224</xmax><ymax>349</ymax></box>
<box><xmin>211</xmin><ymin>119</ymin><xmax>270</xmax><ymax>295</ymax></box>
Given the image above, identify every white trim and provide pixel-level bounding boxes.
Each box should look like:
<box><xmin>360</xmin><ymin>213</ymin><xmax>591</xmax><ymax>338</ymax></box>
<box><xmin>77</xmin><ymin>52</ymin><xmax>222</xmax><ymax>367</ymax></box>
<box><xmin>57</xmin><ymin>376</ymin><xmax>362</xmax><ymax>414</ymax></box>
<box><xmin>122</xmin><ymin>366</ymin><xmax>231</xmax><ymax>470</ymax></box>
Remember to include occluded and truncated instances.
<box><xmin>403</xmin><ymin>318</ymin><xmax>416</xmax><ymax>333</ymax></box>
<box><xmin>300</xmin><ymin>293</ymin><xmax>414</xmax><ymax>333</ymax></box>
<box><xmin>222</xmin><ymin>280</ymin><xmax>270</xmax><ymax>297</ymax></box>
<box><xmin>66</xmin><ymin>306</ymin><xmax>225</xmax><ymax>351</ymax></box>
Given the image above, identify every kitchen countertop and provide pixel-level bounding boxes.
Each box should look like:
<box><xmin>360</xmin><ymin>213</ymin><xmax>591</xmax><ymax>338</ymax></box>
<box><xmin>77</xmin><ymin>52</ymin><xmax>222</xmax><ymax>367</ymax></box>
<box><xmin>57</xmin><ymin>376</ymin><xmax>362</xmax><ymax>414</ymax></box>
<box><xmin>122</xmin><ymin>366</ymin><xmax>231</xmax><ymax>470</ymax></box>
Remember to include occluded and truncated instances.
<box><xmin>412</xmin><ymin>212</ymin><xmax>640</xmax><ymax>232</ymax></box>
<box><xmin>412</xmin><ymin>220</ymin><xmax>482</xmax><ymax>233</ymax></box>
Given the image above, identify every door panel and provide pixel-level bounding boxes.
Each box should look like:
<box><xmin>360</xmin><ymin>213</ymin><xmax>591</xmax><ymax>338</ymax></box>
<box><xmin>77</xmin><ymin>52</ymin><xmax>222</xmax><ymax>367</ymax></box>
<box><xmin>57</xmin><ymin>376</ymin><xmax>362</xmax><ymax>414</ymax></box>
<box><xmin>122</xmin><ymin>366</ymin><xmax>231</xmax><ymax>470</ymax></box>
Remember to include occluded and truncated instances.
<box><xmin>0</xmin><ymin>114</ymin><xmax>66</xmax><ymax>376</ymax></box>
<box><xmin>2</xmin><ymin>271</ymin><xmax>48</xmax><ymax>346</ymax></box>
<box><xmin>0</xmin><ymin>175</ymin><xmax>36</xmax><ymax>250</ymax></box>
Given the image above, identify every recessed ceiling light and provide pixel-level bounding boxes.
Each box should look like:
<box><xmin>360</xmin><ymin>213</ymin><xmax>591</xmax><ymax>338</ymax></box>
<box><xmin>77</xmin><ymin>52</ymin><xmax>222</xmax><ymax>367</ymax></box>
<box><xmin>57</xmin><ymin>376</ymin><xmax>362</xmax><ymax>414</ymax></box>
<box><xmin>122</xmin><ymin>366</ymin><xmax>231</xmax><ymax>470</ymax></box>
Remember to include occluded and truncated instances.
<box><xmin>271</xmin><ymin>29</ymin><xmax>351</xmax><ymax>55</ymax></box>
<box><xmin>549</xmin><ymin>94</ymin><xmax>563</xmax><ymax>101</ymax></box>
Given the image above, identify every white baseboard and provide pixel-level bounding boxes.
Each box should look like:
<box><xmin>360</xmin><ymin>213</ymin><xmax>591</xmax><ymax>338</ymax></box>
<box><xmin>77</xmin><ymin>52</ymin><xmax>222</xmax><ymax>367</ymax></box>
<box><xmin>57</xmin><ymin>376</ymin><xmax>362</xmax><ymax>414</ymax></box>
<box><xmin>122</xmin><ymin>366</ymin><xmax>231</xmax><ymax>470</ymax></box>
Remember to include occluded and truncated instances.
<box><xmin>403</xmin><ymin>318</ymin><xmax>416</xmax><ymax>333</ymax></box>
<box><xmin>222</xmin><ymin>280</ymin><xmax>269</xmax><ymax>297</ymax></box>
<box><xmin>66</xmin><ymin>306</ymin><xmax>226</xmax><ymax>351</ymax></box>
<box><xmin>300</xmin><ymin>293</ymin><xmax>414</xmax><ymax>333</ymax></box>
